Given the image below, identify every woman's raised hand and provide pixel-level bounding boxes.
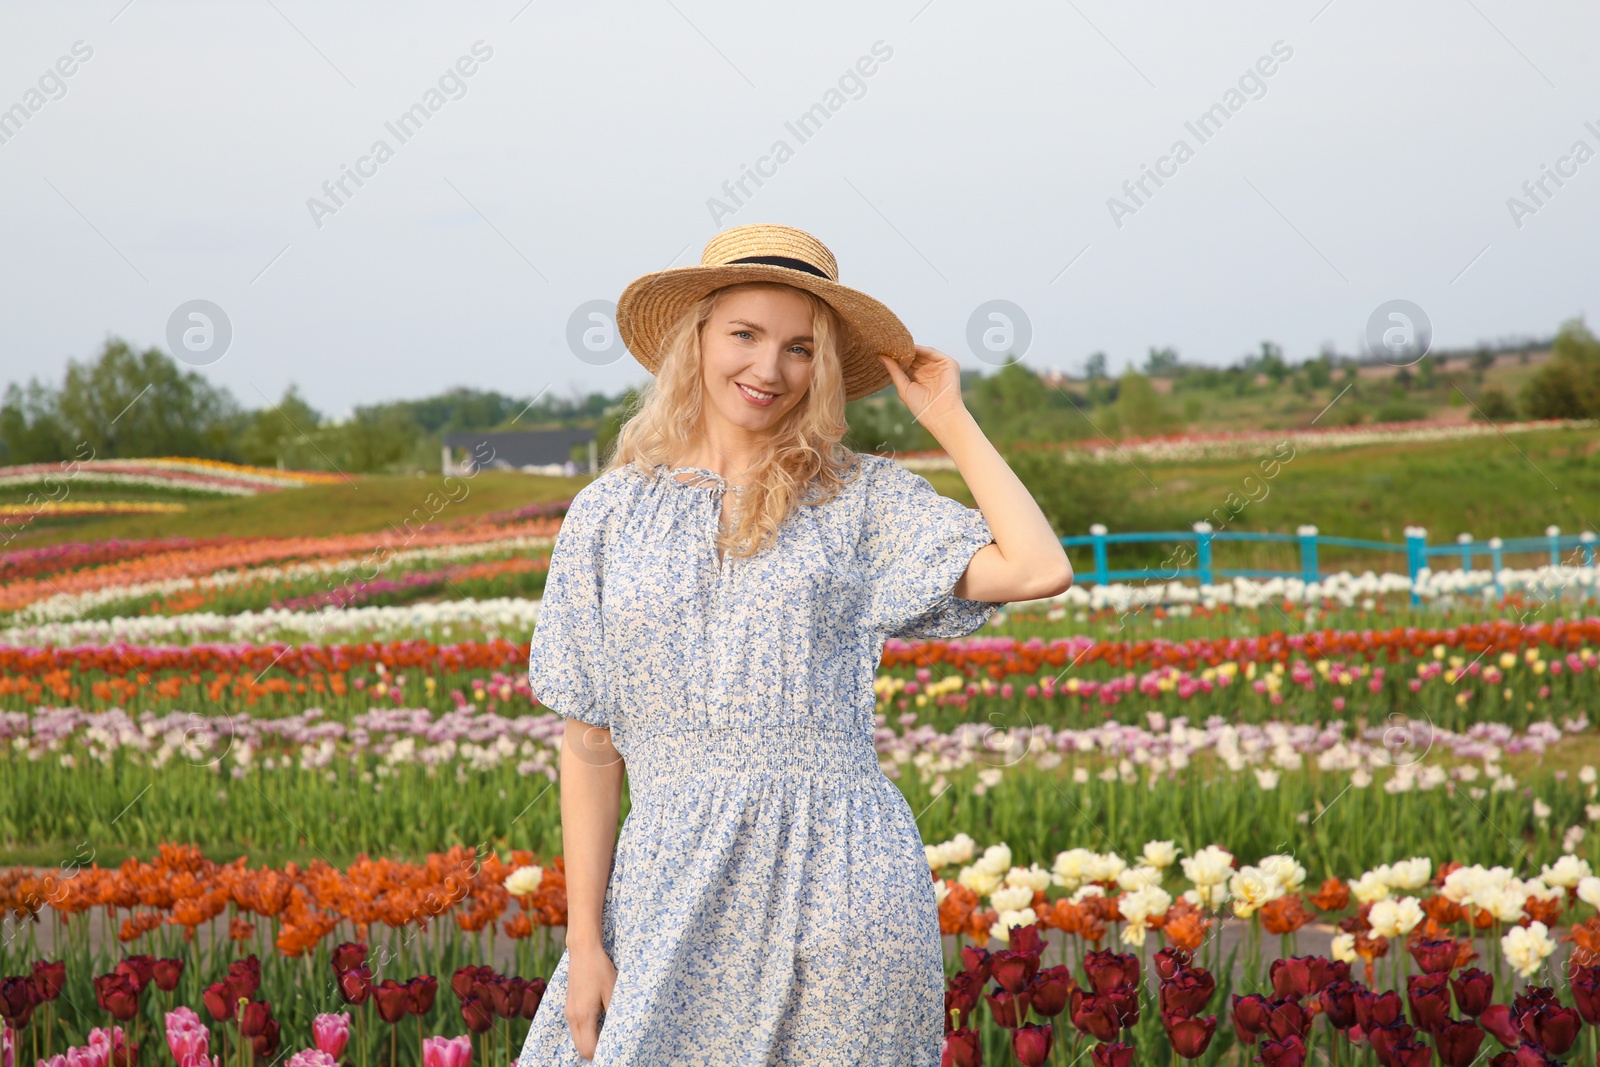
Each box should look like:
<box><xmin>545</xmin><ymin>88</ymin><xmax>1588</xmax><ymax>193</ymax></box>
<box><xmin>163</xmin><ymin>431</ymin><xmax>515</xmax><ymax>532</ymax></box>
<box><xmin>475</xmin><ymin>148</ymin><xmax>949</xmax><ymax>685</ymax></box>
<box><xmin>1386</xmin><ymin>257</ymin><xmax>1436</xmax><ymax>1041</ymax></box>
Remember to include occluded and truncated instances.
<box><xmin>878</xmin><ymin>346</ymin><xmax>969</xmax><ymax>432</ymax></box>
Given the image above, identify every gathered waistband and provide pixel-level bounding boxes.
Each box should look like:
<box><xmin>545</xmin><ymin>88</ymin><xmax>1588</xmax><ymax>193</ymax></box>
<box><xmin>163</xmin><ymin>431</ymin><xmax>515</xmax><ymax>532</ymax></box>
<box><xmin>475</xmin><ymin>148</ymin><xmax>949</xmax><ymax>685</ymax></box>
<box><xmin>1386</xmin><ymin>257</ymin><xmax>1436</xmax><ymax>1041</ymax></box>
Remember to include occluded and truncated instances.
<box><xmin>621</xmin><ymin>727</ymin><xmax>884</xmax><ymax>787</ymax></box>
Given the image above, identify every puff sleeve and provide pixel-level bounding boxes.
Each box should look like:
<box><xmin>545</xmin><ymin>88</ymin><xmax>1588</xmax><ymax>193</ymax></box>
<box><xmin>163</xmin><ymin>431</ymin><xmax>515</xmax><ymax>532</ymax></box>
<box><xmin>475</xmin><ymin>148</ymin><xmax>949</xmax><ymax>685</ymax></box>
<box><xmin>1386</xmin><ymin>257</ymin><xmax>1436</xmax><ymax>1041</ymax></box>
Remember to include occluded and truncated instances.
<box><xmin>857</xmin><ymin>456</ymin><xmax>1003</xmax><ymax>640</ymax></box>
<box><xmin>527</xmin><ymin>489</ymin><xmax>616</xmax><ymax>727</ymax></box>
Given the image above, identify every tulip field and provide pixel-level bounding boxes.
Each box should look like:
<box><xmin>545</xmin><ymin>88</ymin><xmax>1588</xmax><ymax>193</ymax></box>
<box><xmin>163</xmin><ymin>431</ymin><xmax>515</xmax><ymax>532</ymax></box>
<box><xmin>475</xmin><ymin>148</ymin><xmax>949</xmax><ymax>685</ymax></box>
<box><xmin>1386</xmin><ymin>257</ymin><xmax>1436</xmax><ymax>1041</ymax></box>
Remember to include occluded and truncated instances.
<box><xmin>6</xmin><ymin>466</ymin><xmax>1600</xmax><ymax>1067</ymax></box>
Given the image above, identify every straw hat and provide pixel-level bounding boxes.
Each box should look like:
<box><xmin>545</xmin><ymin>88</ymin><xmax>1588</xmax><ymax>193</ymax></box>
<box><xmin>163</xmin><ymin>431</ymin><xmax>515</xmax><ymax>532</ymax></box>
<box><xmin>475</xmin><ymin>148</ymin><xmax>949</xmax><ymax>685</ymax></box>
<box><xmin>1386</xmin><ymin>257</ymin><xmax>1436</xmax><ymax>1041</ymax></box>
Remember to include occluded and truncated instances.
<box><xmin>616</xmin><ymin>223</ymin><xmax>913</xmax><ymax>403</ymax></box>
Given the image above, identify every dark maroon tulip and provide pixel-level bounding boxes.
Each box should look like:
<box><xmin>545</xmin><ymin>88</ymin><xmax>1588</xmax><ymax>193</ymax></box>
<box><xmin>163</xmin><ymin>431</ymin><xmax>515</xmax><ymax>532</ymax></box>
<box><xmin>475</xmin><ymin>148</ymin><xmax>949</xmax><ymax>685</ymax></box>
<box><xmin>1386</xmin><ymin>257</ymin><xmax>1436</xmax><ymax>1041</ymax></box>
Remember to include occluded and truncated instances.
<box><xmin>405</xmin><ymin>974</ymin><xmax>438</xmax><ymax>1015</ymax></box>
<box><xmin>940</xmin><ymin>1027</ymin><xmax>980</xmax><ymax>1067</ymax></box>
<box><xmin>1504</xmin><ymin>1045</ymin><xmax>1559</xmax><ymax>1067</ymax></box>
<box><xmin>374</xmin><ymin>979</ymin><xmax>409</xmax><ymax>1025</ymax></box>
<box><xmin>337</xmin><ymin>964</ymin><xmax>373</xmax><ymax>1006</ymax></box>
<box><xmin>1090</xmin><ymin>1042</ymin><xmax>1133</xmax><ymax>1067</ymax></box>
<box><xmin>1082</xmin><ymin>950</ymin><xmax>1139</xmax><ymax>994</ymax></box>
<box><xmin>93</xmin><ymin>972</ymin><xmax>139</xmax><ymax>1022</ymax></box>
<box><xmin>1231</xmin><ymin>993</ymin><xmax>1271</xmax><ymax>1044</ymax></box>
<box><xmin>1354</xmin><ymin>988</ymin><xmax>1404</xmax><ymax>1032</ymax></box>
<box><xmin>1571</xmin><ymin>964</ymin><xmax>1600</xmax><ymax>1024</ymax></box>
<box><xmin>1269</xmin><ymin>957</ymin><xmax>1312</xmax><ymax>999</ymax></box>
<box><xmin>1406</xmin><ymin>972</ymin><xmax>1452</xmax><ymax>1034</ymax></box>
<box><xmin>1434</xmin><ymin>1019</ymin><xmax>1486</xmax><ymax>1067</ymax></box>
<box><xmin>451</xmin><ymin>965</ymin><xmax>494</xmax><ymax>1002</ymax></box>
<box><xmin>1070</xmin><ymin>989</ymin><xmax>1121</xmax><ymax>1042</ymax></box>
<box><xmin>1451</xmin><ymin>968</ymin><xmax>1494</xmax><ymax>1018</ymax></box>
<box><xmin>332</xmin><ymin>942</ymin><xmax>368</xmax><ymax>973</ymax></box>
<box><xmin>110</xmin><ymin>1042</ymin><xmax>138</xmax><ymax>1067</ymax></box>
<box><xmin>945</xmin><ymin>972</ymin><xmax>980</xmax><ymax>1031</ymax></box>
<box><xmin>519</xmin><ymin>977</ymin><xmax>545</xmax><ymax>1021</ymax></box>
<box><xmin>238</xmin><ymin>1000</ymin><xmax>273</xmax><ymax>1039</ymax></box>
<box><xmin>151</xmin><ymin>958</ymin><xmax>184</xmax><ymax>993</ymax></box>
<box><xmin>1012</xmin><ymin>1023</ymin><xmax>1053</xmax><ymax>1067</ymax></box>
<box><xmin>1319</xmin><ymin>980</ymin><xmax>1359</xmax><ymax>1031</ymax></box>
<box><xmin>1153</xmin><ymin>948</ymin><xmax>1192</xmax><ymax>981</ymax></box>
<box><xmin>1160</xmin><ymin>968</ymin><xmax>1215</xmax><ymax>1017</ymax></box>
<box><xmin>1264</xmin><ymin>996</ymin><xmax>1311</xmax><ymax>1041</ymax></box>
<box><xmin>991</xmin><ymin>948</ymin><xmax>1040</xmax><ymax>994</ymax></box>
<box><xmin>1408</xmin><ymin>938</ymin><xmax>1459</xmax><ymax>975</ymax></box>
<box><xmin>1480</xmin><ymin>1004</ymin><xmax>1521</xmax><ymax>1048</ymax></box>
<box><xmin>1009</xmin><ymin>925</ymin><xmax>1047</xmax><ymax>957</ymax></box>
<box><xmin>1389</xmin><ymin>1039</ymin><xmax>1434</xmax><ymax>1067</ymax></box>
<box><xmin>227</xmin><ymin>956</ymin><xmax>261</xmax><ymax>1000</ymax></box>
<box><xmin>984</xmin><ymin>987</ymin><xmax>1031</xmax><ymax>1030</ymax></box>
<box><xmin>1256</xmin><ymin>1034</ymin><xmax>1307</xmax><ymax>1067</ymax></box>
<box><xmin>1164</xmin><ymin>1012</ymin><xmax>1217</xmax><ymax>1059</ymax></box>
<box><xmin>1025</xmin><ymin>966</ymin><xmax>1074</xmax><ymax>1018</ymax></box>
<box><xmin>1367</xmin><ymin>1022</ymin><xmax>1418</xmax><ymax>1066</ymax></box>
<box><xmin>1327</xmin><ymin>960</ymin><xmax>1352</xmax><ymax>985</ymax></box>
<box><xmin>1105</xmin><ymin>987</ymin><xmax>1140</xmax><ymax>1028</ymax></box>
<box><xmin>1517</xmin><ymin>1003</ymin><xmax>1579</xmax><ymax>1056</ymax></box>
<box><xmin>1512</xmin><ymin>987</ymin><xmax>1557</xmax><ymax>1013</ymax></box>
<box><xmin>959</xmin><ymin>946</ymin><xmax>993</xmax><ymax>985</ymax></box>
<box><xmin>458</xmin><ymin>994</ymin><xmax>494</xmax><ymax>1034</ymax></box>
<box><xmin>202</xmin><ymin>981</ymin><xmax>235</xmax><ymax>1021</ymax></box>
<box><xmin>477</xmin><ymin>975</ymin><xmax>514</xmax><ymax>1018</ymax></box>
<box><xmin>116</xmin><ymin>955</ymin><xmax>156</xmax><ymax>995</ymax></box>
<box><xmin>30</xmin><ymin>960</ymin><xmax>67</xmax><ymax>1002</ymax></box>
<box><xmin>249</xmin><ymin>1017</ymin><xmax>280</xmax><ymax>1060</ymax></box>
<box><xmin>0</xmin><ymin>977</ymin><xmax>38</xmax><ymax>1026</ymax></box>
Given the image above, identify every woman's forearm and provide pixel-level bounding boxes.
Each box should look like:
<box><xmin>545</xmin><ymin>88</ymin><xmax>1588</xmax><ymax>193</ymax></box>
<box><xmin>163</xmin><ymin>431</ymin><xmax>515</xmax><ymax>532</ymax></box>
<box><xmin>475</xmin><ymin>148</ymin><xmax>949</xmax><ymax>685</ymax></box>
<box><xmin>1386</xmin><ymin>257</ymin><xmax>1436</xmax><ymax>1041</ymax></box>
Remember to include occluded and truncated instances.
<box><xmin>560</xmin><ymin>717</ymin><xmax>625</xmax><ymax>953</ymax></box>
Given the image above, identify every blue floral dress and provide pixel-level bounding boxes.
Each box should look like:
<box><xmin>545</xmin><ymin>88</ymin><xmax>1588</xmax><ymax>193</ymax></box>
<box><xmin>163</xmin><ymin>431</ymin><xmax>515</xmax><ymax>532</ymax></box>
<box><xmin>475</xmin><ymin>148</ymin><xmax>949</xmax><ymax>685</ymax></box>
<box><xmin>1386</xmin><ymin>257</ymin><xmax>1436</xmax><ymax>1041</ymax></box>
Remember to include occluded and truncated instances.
<box><xmin>515</xmin><ymin>451</ymin><xmax>1000</xmax><ymax>1066</ymax></box>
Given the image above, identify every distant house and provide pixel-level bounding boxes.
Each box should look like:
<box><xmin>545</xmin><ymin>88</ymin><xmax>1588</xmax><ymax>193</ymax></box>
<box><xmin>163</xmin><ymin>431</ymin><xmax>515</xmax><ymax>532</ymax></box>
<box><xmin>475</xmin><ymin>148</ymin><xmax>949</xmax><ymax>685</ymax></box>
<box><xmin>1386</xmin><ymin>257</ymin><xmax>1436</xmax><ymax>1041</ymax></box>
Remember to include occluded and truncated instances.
<box><xmin>441</xmin><ymin>428</ymin><xmax>598</xmax><ymax>476</ymax></box>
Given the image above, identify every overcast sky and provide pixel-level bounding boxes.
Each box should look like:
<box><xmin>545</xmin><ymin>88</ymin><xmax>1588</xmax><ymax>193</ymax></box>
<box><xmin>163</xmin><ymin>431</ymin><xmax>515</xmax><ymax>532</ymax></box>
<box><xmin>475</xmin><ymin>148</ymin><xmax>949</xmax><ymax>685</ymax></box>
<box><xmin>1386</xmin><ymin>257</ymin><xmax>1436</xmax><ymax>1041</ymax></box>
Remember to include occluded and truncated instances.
<box><xmin>2</xmin><ymin>0</ymin><xmax>1596</xmax><ymax>417</ymax></box>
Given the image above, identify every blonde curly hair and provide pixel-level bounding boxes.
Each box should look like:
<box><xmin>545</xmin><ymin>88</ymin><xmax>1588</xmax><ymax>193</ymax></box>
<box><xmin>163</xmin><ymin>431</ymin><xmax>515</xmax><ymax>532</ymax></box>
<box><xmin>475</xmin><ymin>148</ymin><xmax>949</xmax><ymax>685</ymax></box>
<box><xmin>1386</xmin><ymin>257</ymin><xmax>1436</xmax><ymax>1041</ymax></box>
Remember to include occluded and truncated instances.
<box><xmin>605</xmin><ymin>281</ymin><xmax>868</xmax><ymax>561</ymax></box>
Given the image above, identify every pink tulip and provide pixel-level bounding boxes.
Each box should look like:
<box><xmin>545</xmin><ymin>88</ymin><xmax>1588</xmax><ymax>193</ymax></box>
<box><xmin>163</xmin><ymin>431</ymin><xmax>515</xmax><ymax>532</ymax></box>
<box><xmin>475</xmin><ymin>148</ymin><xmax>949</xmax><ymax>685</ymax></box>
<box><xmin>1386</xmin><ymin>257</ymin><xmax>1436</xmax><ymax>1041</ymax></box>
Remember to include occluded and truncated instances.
<box><xmin>421</xmin><ymin>1035</ymin><xmax>471</xmax><ymax>1067</ymax></box>
<box><xmin>286</xmin><ymin>1051</ymin><xmax>337</xmax><ymax>1067</ymax></box>
<box><xmin>165</xmin><ymin>1008</ymin><xmax>210</xmax><ymax>1067</ymax></box>
<box><xmin>312</xmin><ymin>1014</ymin><xmax>350</xmax><ymax>1060</ymax></box>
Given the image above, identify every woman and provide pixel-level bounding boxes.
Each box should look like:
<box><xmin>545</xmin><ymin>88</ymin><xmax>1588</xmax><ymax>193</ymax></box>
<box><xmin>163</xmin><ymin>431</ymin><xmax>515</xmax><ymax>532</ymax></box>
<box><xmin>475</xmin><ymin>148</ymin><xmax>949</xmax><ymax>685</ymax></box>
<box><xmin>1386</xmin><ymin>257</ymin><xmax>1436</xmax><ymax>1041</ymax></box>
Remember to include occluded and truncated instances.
<box><xmin>516</xmin><ymin>223</ymin><xmax>1073</xmax><ymax>1065</ymax></box>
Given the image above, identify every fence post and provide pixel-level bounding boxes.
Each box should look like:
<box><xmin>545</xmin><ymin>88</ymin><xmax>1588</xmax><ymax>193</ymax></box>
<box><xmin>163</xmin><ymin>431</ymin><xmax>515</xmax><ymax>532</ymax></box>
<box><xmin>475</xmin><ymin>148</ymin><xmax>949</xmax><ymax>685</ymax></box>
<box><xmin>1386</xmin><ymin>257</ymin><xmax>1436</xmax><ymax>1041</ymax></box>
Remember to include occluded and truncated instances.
<box><xmin>1090</xmin><ymin>523</ymin><xmax>1109</xmax><ymax>586</ymax></box>
<box><xmin>1193</xmin><ymin>522</ymin><xmax>1214</xmax><ymax>587</ymax></box>
<box><xmin>1547</xmin><ymin>525</ymin><xmax>1562</xmax><ymax>568</ymax></box>
<box><xmin>1489</xmin><ymin>537</ymin><xmax>1504</xmax><ymax>599</ymax></box>
<box><xmin>1583</xmin><ymin>530</ymin><xmax>1597</xmax><ymax>567</ymax></box>
<box><xmin>1405</xmin><ymin>525</ymin><xmax>1428</xmax><ymax>606</ymax></box>
<box><xmin>1297</xmin><ymin>525</ymin><xmax>1319</xmax><ymax>585</ymax></box>
<box><xmin>1456</xmin><ymin>532</ymin><xmax>1473</xmax><ymax>572</ymax></box>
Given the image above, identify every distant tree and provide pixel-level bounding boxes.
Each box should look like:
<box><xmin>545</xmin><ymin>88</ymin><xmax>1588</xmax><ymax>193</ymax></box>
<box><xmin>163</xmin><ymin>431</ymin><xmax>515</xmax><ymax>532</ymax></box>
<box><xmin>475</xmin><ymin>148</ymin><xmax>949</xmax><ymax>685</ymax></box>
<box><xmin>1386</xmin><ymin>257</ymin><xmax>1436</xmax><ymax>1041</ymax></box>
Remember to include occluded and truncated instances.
<box><xmin>1475</xmin><ymin>386</ymin><xmax>1518</xmax><ymax>420</ymax></box>
<box><xmin>1303</xmin><ymin>354</ymin><xmax>1332</xmax><ymax>390</ymax></box>
<box><xmin>1</xmin><ymin>338</ymin><xmax>241</xmax><ymax>463</ymax></box>
<box><xmin>1143</xmin><ymin>346</ymin><xmax>1180</xmax><ymax>377</ymax></box>
<box><xmin>1257</xmin><ymin>342</ymin><xmax>1289</xmax><ymax>384</ymax></box>
<box><xmin>1084</xmin><ymin>352</ymin><xmax>1108</xmax><ymax>380</ymax></box>
<box><xmin>1522</xmin><ymin>319</ymin><xmax>1600</xmax><ymax>417</ymax></box>
<box><xmin>236</xmin><ymin>385</ymin><xmax>324</xmax><ymax>469</ymax></box>
<box><xmin>1113</xmin><ymin>370</ymin><xmax>1181</xmax><ymax>437</ymax></box>
<box><xmin>1471</xmin><ymin>348</ymin><xmax>1497</xmax><ymax>380</ymax></box>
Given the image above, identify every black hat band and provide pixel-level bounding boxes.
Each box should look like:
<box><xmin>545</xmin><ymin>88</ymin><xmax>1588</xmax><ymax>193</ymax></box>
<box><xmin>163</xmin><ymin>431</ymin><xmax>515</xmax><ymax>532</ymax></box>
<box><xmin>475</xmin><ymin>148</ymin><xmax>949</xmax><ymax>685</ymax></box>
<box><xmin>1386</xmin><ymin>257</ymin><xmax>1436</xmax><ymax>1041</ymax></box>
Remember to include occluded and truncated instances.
<box><xmin>726</xmin><ymin>255</ymin><xmax>831</xmax><ymax>280</ymax></box>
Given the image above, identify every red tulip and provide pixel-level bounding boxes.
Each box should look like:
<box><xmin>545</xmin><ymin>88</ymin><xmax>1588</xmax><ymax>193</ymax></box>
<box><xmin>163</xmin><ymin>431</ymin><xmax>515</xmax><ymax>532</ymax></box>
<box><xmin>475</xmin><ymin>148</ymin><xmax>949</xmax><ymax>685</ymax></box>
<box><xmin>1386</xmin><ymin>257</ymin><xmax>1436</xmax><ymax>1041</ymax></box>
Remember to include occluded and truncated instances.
<box><xmin>984</xmin><ymin>988</ymin><xmax>1031</xmax><ymax>1030</ymax></box>
<box><xmin>226</xmin><ymin>957</ymin><xmax>261</xmax><ymax>1000</ymax></box>
<box><xmin>1090</xmin><ymin>1042</ymin><xmax>1133</xmax><ymax>1067</ymax></box>
<box><xmin>238</xmin><ymin>1000</ymin><xmax>273</xmax><ymax>1039</ymax></box>
<box><xmin>152</xmin><ymin>958</ymin><xmax>184</xmax><ymax>993</ymax></box>
<box><xmin>1009</xmin><ymin>925</ymin><xmax>1047</xmax><ymax>957</ymax></box>
<box><xmin>451</xmin><ymin>965</ymin><xmax>494</xmax><ymax>1002</ymax></box>
<box><xmin>990</xmin><ymin>949</ymin><xmax>1039</xmax><ymax>995</ymax></box>
<box><xmin>0</xmin><ymin>977</ymin><xmax>38</xmax><ymax>1027</ymax></box>
<box><xmin>250</xmin><ymin>1017</ymin><xmax>280</xmax><ymax>1060</ymax></box>
<box><xmin>374</xmin><ymin>979</ymin><xmax>410</xmax><ymax>1025</ymax></box>
<box><xmin>93</xmin><ymin>973</ymin><xmax>140</xmax><ymax>1022</ymax></box>
<box><xmin>940</xmin><ymin>1027</ymin><xmax>980</xmax><ymax>1067</ymax></box>
<box><xmin>945</xmin><ymin>972</ymin><xmax>980</xmax><ymax>1031</ymax></box>
<box><xmin>1408</xmin><ymin>938</ymin><xmax>1459</xmax><ymax>975</ymax></box>
<box><xmin>1434</xmin><ymin>1019</ymin><xmax>1486</xmax><ymax>1067</ymax></box>
<box><xmin>1571</xmin><ymin>964</ymin><xmax>1600</xmax><ymax>1024</ymax></box>
<box><xmin>458</xmin><ymin>994</ymin><xmax>494</xmax><ymax>1034</ymax></box>
<box><xmin>1388</xmin><ymin>1038</ymin><xmax>1434</xmax><ymax>1067</ymax></box>
<box><xmin>1354</xmin><ymin>988</ymin><xmax>1403</xmax><ymax>1032</ymax></box>
<box><xmin>1070</xmin><ymin>989</ymin><xmax>1121</xmax><ymax>1042</ymax></box>
<box><xmin>1480</xmin><ymin>1004</ymin><xmax>1522</xmax><ymax>1048</ymax></box>
<box><xmin>1160</xmin><ymin>969</ymin><xmax>1215</xmax><ymax>1017</ymax></box>
<box><xmin>30</xmin><ymin>960</ymin><xmax>67</xmax><ymax>1002</ymax></box>
<box><xmin>1368</xmin><ymin>1021</ymin><xmax>1418</xmax><ymax>1064</ymax></box>
<box><xmin>332</xmin><ymin>942</ymin><xmax>368</xmax><ymax>973</ymax></box>
<box><xmin>1231</xmin><ymin>993</ymin><xmax>1271</xmax><ymax>1044</ymax></box>
<box><xmin>519</xmin><ymin>977</ymin><xmax>546</xmax><ymax>1020</ymax></box>
<box><xmin>1451</xmin><ymin>968</ymin><xmax>1495</xmax><ymax>1018</ymax></box>
<box><xmin>1024</xmin><ymin>966</ymin><xmax>1074</xmax><ymax>1018</ymax></box>
<box><xmin>1319</xmin><ymin>980</ymin><xmax>1358</xmax><ymax>1031</ymax></box>
<box><xmin>1153</xmin><ymin>948</ymin><xmax>1191</xmax><ymax>981</ymax></box>
<box><xmin>1082</xmin><ymin>950</ymin><xmax>1139</xmax><ymax>994</ymax></box>
<box><xmin>1517</xmin><ymin>1003</ymin><xmax>1579</xmax><ymax>1056</ymax></box>
<box><xmin>1264</xmin><ymin>996</ymin><xmax>1311</xmax><ymax>1041</ymax></box>
<box><xmin>1164</xmin><ymin>1012</ymin><xmax>1217</xmax><ymax>1059</ymax></box>
<box><xmin>959</xmin><ymin>947</ymin><xmax>992</xmax><ymax>985</ymax></box>
<box><xmin>1256</xmin><ymin>1034</ymin><xmax>1307</xmax><ymax>1067</ymax></box>
<box><xmin>1406</xmin><ymin>972</ymin><xmax>1452</xmax><ymax>1034</ymax></box>
<box><xmin>1012</xmin><ymin>1023</ymin><xmax>1053</xmax><ymax>1067</ymax></box>
<box><xmin>337</xmin><ymin>965</ymin><xmax>373</xmax><ymax>1006</ymax></box>
<box><xmin>202</xmin><ymin>981</ymin><xmax>236</xmax><ymax>1022</ymax></box>
<box><xmin>405</xmin><ymin>975</ymin><xmax>438</xmax><ymax>1016</ymax></box>
<box><xmin>116</xmin><ymin>956</ymin><xmax>156</xmax><ymax>995</ymax></box>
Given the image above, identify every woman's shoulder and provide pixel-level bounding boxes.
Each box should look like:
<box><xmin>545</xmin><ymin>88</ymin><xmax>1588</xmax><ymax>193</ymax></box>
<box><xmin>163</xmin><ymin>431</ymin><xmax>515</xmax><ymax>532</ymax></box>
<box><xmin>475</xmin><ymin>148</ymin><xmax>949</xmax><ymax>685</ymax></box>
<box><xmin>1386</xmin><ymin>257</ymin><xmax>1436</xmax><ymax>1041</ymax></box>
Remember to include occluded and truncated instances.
<box><xmin>562</xmin><ymin>462</ymin><xmax>655</xmax><ymax>524</ymax></box>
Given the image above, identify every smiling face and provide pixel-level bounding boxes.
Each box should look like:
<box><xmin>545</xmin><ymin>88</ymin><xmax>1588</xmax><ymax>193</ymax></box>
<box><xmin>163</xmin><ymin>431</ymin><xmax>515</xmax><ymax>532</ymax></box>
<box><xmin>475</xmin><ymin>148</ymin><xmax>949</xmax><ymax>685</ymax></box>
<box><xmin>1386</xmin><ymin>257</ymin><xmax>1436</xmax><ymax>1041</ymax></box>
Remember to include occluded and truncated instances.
<box><xmin>697</xmin><ymin>284</ymin><xmax>820</xmax><ymax>434</ymax></box>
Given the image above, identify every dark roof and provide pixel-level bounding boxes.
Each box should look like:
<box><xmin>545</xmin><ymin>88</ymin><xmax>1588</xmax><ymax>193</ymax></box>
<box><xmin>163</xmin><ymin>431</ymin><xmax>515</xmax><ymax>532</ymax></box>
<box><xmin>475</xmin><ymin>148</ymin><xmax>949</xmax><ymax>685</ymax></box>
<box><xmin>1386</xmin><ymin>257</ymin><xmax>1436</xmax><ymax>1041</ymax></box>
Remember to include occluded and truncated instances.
<box><xmin>442</xmin><ymin>428</ymin><xmax>595</xmax><ymax>468</ymax></box>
